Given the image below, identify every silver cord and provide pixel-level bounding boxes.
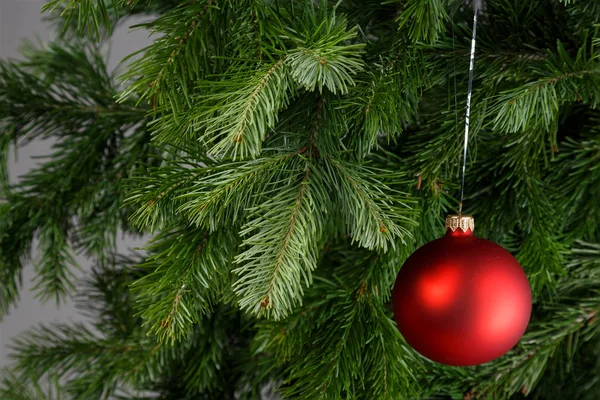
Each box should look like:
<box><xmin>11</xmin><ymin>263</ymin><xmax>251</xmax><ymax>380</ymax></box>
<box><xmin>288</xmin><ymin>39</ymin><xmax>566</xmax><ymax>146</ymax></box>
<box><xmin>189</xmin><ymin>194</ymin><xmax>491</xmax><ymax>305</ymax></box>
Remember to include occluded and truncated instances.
<box><xmin>459</xmin><ymin>2</ymin><xmax>479</xmax><ymax>215</ymax></box>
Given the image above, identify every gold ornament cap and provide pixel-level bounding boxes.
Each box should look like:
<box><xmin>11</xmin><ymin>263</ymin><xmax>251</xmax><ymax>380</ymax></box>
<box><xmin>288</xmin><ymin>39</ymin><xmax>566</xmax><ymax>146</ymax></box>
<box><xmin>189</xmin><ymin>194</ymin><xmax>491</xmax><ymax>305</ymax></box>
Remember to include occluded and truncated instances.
<box><xmin>445</xmin><ymin>214</ymin><xmax>475</xmax><ymax>233</ymax></box>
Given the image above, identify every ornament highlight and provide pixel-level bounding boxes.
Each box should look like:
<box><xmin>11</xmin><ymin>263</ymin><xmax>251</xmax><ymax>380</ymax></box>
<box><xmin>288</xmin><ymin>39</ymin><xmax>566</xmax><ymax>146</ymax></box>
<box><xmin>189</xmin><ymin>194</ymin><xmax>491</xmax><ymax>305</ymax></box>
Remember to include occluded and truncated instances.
<box><xmin>392</xmin><ymin>215</ymin><xmax>531</xmax><ymax>366</ymax></box>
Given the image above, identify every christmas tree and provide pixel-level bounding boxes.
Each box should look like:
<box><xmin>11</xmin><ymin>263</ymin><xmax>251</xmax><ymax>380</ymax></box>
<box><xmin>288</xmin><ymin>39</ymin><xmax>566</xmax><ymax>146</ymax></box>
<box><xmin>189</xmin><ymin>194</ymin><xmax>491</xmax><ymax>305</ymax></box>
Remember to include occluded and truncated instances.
<box><xmin>1</xmin><ymin>0</ymin><xmax>600</xmax><ymax>398</ymax></box>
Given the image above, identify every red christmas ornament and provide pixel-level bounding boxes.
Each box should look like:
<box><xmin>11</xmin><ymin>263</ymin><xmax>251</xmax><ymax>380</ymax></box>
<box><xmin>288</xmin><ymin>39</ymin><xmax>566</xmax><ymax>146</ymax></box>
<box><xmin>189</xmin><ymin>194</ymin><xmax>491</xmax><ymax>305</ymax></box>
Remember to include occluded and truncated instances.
<box><xmin>392</xmin><ymin>215</ymin><xmax>531</xmax><ymax>366</ymax></box>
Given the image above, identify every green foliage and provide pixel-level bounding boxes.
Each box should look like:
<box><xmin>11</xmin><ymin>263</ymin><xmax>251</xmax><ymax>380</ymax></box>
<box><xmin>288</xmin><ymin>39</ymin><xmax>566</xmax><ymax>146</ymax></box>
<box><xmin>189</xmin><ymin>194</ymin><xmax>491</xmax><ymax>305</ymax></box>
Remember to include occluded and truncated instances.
<box><xmin>393</xmin><ymin>0</ymin><xmax>450</xmax><ymax>44</ymax></box>
<box><xmin>284</xmin><ymin>11</ymin><xmax>364</xmax><ymax>94</ymax></box>
<box><xmin>0</xmin><ymin>41</ymin><xmax>150</xmax><ymax>316</ymax></box>
<box><xmin>1</xmin><ymin>263</ymin><xmax>263</xmax><ymax>400</ymax></box>
<box><xmin>32</xmin><ymin>221</ymin><xmax>79</xmax><ymax>303</ymax></box>
<box><xmin>254</xmin><ymin>277</ymin><xmax>423</xmax><ymax>399</ymax></box>
<box><xmin>0</xmin><ymin>369</ymin><xmax>65</xmax><ymax>400</ymax></box>
<box><xmin>42</xmin><ymin>0</ymin><xmax>121</xmax><ymax>38</ymax></box>
<box><xmin>0</xmin><ymin>201</ymin><xmax>36</xmax><ymax>316</ymax></box>
<box><xmin>233</xmin><ymin>154</ymin><xmax>328</xmax><ymax>319</ymax></box>
<box><xmin>133</xmin><ymin>227</ymin><xmax>237</xmax><ymax>343</ymax></box>
<box><xmin>194</xmin><ymin>60</ymin><xmax>293</xmax><ymax>158</ymax></box>
<box><xmin>551</xmin><ymin>132</ymin><xmax>600</xmax><ymax>242</ymax></box>
<box><xmin>491</xmin><ymin>40</ymin><xmax>600</xmax><ymax>134</ymax></box>
<box><xmin>124</xmin><ymin>1</ymin><xmax>365</xmax><ymax>158</ymax></box>
<box><xmin>324</xmin><ymin>156</ymin><xmax>416</xmax><ymax>250</ymax></box>
<box><xmin>346</xmin><ymin>46</ymin><xmax>425</xmax><ymax>153</ymax></box>
<box><xmin>118</xmin><ymin>0</ymin><xmax>228</xmax><ymax>111</ymax></box>
<box><xmin>2</xmin><ymin>0</ymin><xmax>600</xmax><ymax>398</ymax></box>
<box><xmin>42</xmin><ymin>0</ymin><xmax>181</xmax><ymax>39</ymax></box>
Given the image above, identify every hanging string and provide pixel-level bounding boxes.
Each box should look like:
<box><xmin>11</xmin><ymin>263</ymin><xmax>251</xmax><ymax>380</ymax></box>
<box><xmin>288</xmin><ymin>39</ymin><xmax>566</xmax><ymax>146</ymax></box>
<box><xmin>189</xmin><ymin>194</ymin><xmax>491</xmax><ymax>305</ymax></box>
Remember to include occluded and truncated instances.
<box><xmin>459</xmin><ymin>1</ymin><xmax>480</xmax><ymax>215</ymax></box>
<box><xmin>452</xmin><ymin>7</ymin><xmax>459</xmax><ymax>164</ymax></box>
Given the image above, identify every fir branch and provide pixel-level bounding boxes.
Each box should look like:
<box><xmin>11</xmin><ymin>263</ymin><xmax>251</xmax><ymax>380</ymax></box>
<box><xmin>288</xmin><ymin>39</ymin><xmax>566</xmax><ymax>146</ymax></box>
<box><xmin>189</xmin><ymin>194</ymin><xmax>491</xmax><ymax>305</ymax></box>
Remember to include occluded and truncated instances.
<box><xmin>147</xmin><ymin>0</ymin><xmax>213</xmax><ymax>90</ymax></box>
<box><xmin>127</xmin><ymin>149</ymin><xmax>300</xmax><ymax>232</ymax></box>
<box><xmin>132</xmin><ymin>228</ymin><xmax>237</xmax><ymax>343</ymax></box>
<box><xmin>346</xmin><ymin>50</ymin><xmax>425</xmax><ymax>154</ymax></box>
<box><xmin>0</xmin><ymin>369</ymin><xmax>65</xmax><ymax>400</ymax></box>
<box><xmin>75</xmin><ymin>258</ymin><xmax>143</xmax><ymax>337</ymax></box>
<box><xmin>233</xmin><ymin>156</ymin><xmax>326</xmax><ymax>319</ymax></box>
<box><xmin>31</xmin><ymin>221</ymin><xmax>79</xmax><ymax>304</ymax></box>
<box><xmin>3</xmin><ymin>259</ymin><xmax>250</xmax><ymax>397</ymax></box>
<box><xmin>126</xmin><ymin>162</ymin><xmax>205</xmax><ymax>233</ymax></box>
<box><xmin>324</xmin><ymin>157</ymin><xmax>416</xmax><ymax>251</ymax></box>
<box><xmin>118</xmin><ymin>0</ymin><xmax>219</xmax><ymax>110</ymax></box>
<box><xmin>6</xmin><ymin>320</ymin><xmax>143</xmax><ymax>398</ymax></box>
<box><xmin>0</xmin><ymin>42</ymin><xmax>149</xmax><ymax>314</ymax></box>
<box><xmin>177</xmin><ymin>153</ymin><xmax>298</xmax><ymax>230</ymax></box>
<box><xmin>285</xmin><ymin>17</ymin><xmax>365</xmax><ymax>94</ymax></box>
<box><xmin>142</xmin><ymin>4</ymin><xmax>365</xmax><ymax>157</ymax></box>
<box><xmin>0</xmin><ymin>201</ymin><xmax>36</xmax><ymax>318</ymax></box>
<box><xmin>200</xmin><ymin>59</ymin><xmax>293</xmax><ymax>158</ymax></box>
<box><xmin>491</xmin><ymin>41</ymin><xmax>600</xmax><ymax>134</ymax></box>
<box><xmin>42</xmin><ymin>0</ymin><xmax>121</xmax><ymax>38</ymax></box>
<box><xmin>0</xmin><ymin>41</ymin><xmax>143</xmax><ymax>144</ymax></box>
<box><xmin>550</xmin><ymin>133</ymin><xmax>600</xmax><ymax>241</ymax></box>
<box><xmin>392</xmin><ymin>0</ymin><xmax>449</xmax><ymax>44</ymax></box>
<box><xmin>492</xmin><ymin>78</ymin><xmax>561</xmax><ymax>133</ymax></box>
<box><xmin>286</xmin><ymin>45</ymin><xmax>364</xmax><ymax>94</ymax></box>
<box><xmin>7</xmin><ymin>322</ymin><xmax>135</xmax><ymax>398</ymax></box>
<box><xmin>256</xmin><ymin>279</ymin><xmax>422</xmax><ymax>399</ymax></box>
<box><xmin>44</xmin><ymin>0</ymin><xmax>183</xmax><ymax>40</ymax></box>
<box><xmin>3</xmin><ymin>274</ymin><xmax>250</xmax><ymax>399</ymax></box>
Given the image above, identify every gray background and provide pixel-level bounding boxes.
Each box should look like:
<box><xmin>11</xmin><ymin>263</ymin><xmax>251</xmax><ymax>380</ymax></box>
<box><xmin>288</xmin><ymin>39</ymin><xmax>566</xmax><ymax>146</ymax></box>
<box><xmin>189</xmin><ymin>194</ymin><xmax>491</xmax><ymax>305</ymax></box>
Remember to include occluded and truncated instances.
<box><xmin>0</xmin><ymin>0</ymin><xmax>149</xmax><ymax>368</ymax></box>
